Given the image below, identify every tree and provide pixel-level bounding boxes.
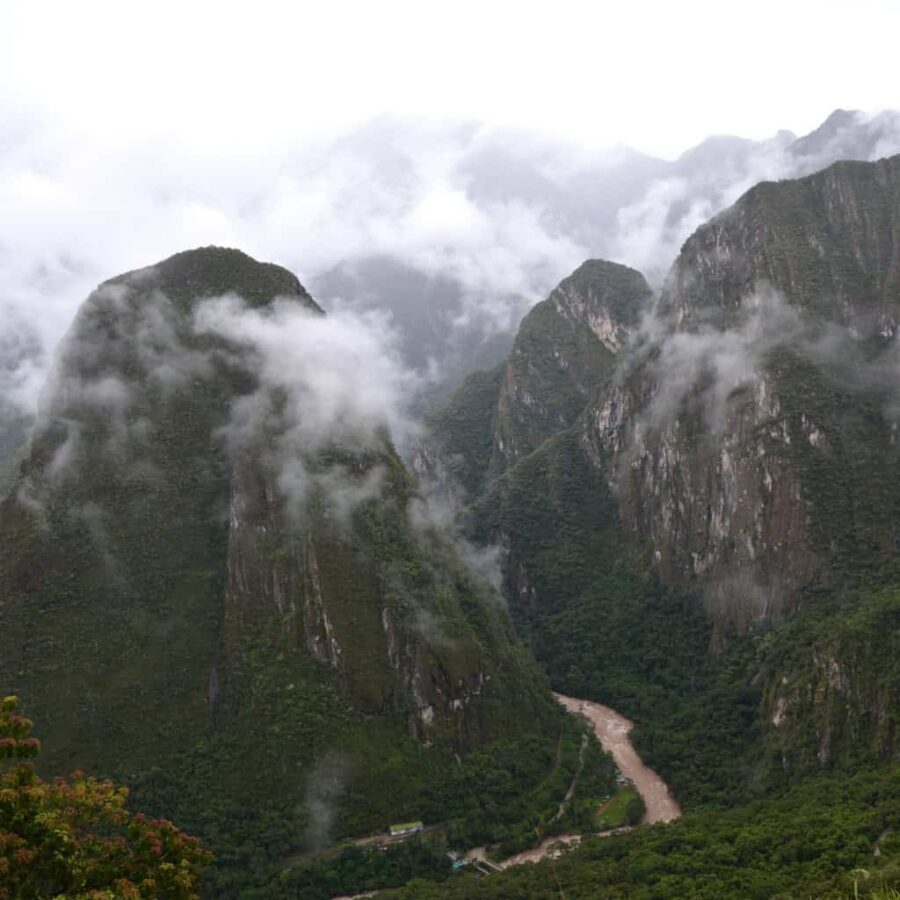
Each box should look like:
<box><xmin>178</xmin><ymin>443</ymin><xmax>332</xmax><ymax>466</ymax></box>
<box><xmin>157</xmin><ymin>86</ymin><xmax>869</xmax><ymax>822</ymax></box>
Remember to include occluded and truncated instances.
<box><xmin>0</xmin><ymin>695</ymin><xmax>211</xmax><ymax>899</ymax></box>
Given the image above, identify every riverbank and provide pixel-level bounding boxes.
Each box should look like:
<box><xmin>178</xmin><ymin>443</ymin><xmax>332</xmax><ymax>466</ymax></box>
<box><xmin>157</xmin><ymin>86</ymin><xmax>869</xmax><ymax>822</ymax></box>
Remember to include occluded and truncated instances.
<box><xmin>459</xmin><ymin>693</ymin><xmax>680</xmax><ymax>876</ymax></box>
<box><xmin>554</xmin><ymin>693</ymin><xmax>682</xmax><ymax>824</ymax></box>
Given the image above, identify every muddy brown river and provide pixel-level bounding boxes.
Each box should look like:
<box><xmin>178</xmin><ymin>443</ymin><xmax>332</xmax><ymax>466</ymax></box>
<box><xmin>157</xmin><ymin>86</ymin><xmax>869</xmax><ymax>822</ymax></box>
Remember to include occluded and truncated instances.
<box><xmin>554</xmin><ymin>692</ymin><xmax>682</xmax><ymax>824</ymax></box>
<box><xmin>461</xmin><ymin>693</ymin><xmax>682</xmax><ymax>874</ymax></box>
<box><xmin>337</xmin><ymin>693</ymin><xmax>682</xmax><ymax>895</ymax></box>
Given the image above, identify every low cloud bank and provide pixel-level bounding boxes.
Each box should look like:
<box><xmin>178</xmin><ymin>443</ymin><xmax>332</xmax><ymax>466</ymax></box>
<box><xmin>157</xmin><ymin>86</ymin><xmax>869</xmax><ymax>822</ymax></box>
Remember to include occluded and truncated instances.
<box><xmin>194</xmin><ymin>295</ymin><xmax>419</xmax><ymax>520</ymax></box>
<box><xmin>3</xmin><ymin>109</ymin><xmax>899</xmax><ymax>419</ymax></box>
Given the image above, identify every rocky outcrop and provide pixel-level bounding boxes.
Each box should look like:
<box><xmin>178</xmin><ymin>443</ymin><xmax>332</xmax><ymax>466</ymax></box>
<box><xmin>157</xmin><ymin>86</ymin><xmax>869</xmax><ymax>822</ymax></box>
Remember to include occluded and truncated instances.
<box><xmin>586</xmin><ymin>372</ymin><xmax>817</xmax><ymax>636</ymax></box>
<box><xmin>491</xmin><ymin>260</ymin><xmax>652</xmax><ymax>474</ymax></box>
<box><xmin>0</xmin><ymin>247</ymin><xmax>558</xmax><ymax>852</ymax></box>
<box><xmin>412</xmin><ymin>364</ymin><xmax>505</xmax><ymax>504</ymax></box>
<box><xmin>577</xmin><ymin>157</ymin><xmax>900</xmax><ymax>633</ymax></box>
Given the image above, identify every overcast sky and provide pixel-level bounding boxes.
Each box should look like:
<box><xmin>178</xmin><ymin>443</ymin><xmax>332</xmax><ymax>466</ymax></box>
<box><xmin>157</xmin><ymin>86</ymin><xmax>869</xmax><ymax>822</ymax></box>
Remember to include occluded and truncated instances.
<box><xmin>2</xmin><ymin>0</ymin><xmax>899</xmax><ymax>157</ymax></box>
<box><xmin>2</xmin><ymin>0</ymin><xmax>900</xmax><ymax>418</ymax></box>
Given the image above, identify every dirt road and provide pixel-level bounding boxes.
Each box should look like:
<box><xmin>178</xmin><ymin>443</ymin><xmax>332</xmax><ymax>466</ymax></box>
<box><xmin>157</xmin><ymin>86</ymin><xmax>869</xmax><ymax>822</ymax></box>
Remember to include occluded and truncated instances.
<box><xmin>335</xmin><ymin>694</ymin><xmax>681</xmax><ymax>894</ymax></box>
<box><xmin>554</xmin><ymin>692</ymin><xmax>681</xmax><ymax>824</ymax></box>
<box><xmin>461</xmin><ymin>694</ymin><xmax>680</xmax><ymax>875</ymax></box>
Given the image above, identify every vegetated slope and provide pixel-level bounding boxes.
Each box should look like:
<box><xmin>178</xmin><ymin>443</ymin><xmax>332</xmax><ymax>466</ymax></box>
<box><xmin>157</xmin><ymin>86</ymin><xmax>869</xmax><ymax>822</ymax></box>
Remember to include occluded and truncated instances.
<box><xmin>469</xmin><ymin>428</ymin><xmax>759</xmax><ymax>807</ymax></box>
<box><xmin>0</xmin><ymin>247</ymin><xmax>566</xmax><ymax>893</ymax></box>
<box><xmin>0</xmin><ymin>325</ymin><xmax>40</xmax><ymax>496</ymax></box>
<box><xmin>419</xmin><ymin>257</ymin><xmax>758</xmax><ymax>807</ymax></box>
<box><xmin>416</xmin><ymin>259</ymin><xmax>652</xmax><ymax>499</ymax></box>
<box><xmin>422</xmin><ymin>153</ymin><xmax>900</xmax><ymax>807</ymax></box>
<box><xmin>0</xmin><ymin>405</ymin><xmax>30</xmax><ymax>497</ymax></box>
<box><xmin>380</xmin><ymin>761</ymin><xmax>900</xmax><ymax>899</ymax></box>
<box><xmin>412</xmin><ymin>364</ymin><xmax>505</xmax><ymax>504</ymax></box>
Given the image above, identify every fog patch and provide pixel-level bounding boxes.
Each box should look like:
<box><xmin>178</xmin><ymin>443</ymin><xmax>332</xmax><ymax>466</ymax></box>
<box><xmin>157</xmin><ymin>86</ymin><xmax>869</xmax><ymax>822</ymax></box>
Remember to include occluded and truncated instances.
<box><xmin>4</xmin><ymin>109</ymin><xmax>897</xmax><ymax>422</ymax></box>
<box><xmin>407</xmin><ymin>492</ymin><xmax>505</xmax><ymax>598</ymax></box>
<box><xmin>309</xmin><ymin>463</ymin><xmax>387</xmax><ymax>530</ymax></box>
<box><xmin>413</xmin><ymin>609</ymin><xmax>458</xmax><ymax>651</ymax></box>
<box><xmin>636</xmin><ymin>287</ymin><xmax>804</xmax><ymax>435</ymax></box>
<box><xmin>456</xmin><ymin>540</ymin><xmax>504</xmax><ymax>593</ymax></box>
<box><xmin>300</xmin><ymin>751</ymin><xmax>350</xmax><ymax>853</ymax></box>
<box><xmin>194</xmin><ymin>295</ymin><xmax>420</xmax><ymax>524</ymax></box>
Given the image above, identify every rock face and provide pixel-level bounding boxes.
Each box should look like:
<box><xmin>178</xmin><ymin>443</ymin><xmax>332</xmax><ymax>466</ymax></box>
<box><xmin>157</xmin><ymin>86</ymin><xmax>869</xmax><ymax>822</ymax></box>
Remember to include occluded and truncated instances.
<box><xmin>0</xmin><ymin>247</ymin><xmax>556</xmax><ymax>859</ymax></box>
<box><xmin>587</xmin><ymin>370</ymin><xmax>818</xmax><ymax>636</ymax></box>
<box><xmin>491</xmin><ymin>260</ymin><xmax>652</xmax><ymax>475</ymax></box>
<box><xmin>423</xmin><ymin>154</ymin><xmax>900</xmax><ymax>776</ymax></box>
<box><xmin>587</xmin><ymin>156</ymin><xmax>900</xmax><ymax>634</ymax></box>
<box><xmin>439</xmin><ymin>157</ymin><xmax>900</xmax><ymax>638</ymax></box>
<box><xmin>220</xmin><ymin>434</ymin><xmax>528</xmax><ymax>746</ymax></box>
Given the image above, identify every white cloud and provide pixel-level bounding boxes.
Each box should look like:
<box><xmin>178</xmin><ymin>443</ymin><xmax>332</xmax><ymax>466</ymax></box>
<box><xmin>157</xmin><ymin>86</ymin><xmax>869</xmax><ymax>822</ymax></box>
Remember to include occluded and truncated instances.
<box><xmin>194</xmin><ymin>296</ymin><xmax>418</xmax><ymax>451</ymax></box>
<box><xmin>0</xmin><ymin>31</ymin><xmax>897</xmax><ymax>424</ymax></box>
<box><xmin>193</xmin><ymin>295</ymin><xmax>421</xmax><ymax>520</ymax></box>
<box><xmin>637</xmin><ymin>288</ymin><xmax>805</xmax><ymax>435</ymax></box>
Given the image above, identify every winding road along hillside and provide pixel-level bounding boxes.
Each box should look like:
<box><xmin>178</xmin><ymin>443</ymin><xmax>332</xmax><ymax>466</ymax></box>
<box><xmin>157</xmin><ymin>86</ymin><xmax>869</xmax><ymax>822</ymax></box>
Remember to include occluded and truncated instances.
<box><xmin>461</xmin><ymin>693</ymin><xmax>683</xmax><ymax>875</ymax></box>
<box><xmin>554</xmin><ymin>692</ymin><xmax>681</xmax><ymax>823</ymax></box>
<box><xmin>336</xmin><ymin>694</ymin><xmax>682</xmax><ymax>893</ymax></box>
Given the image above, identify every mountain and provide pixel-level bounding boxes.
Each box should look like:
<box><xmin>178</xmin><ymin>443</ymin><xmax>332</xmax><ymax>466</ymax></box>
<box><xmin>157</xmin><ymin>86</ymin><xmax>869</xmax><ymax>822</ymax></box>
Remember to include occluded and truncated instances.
<box><xmin>599</xmin><ymin>154</ymin><xmax>900</xmax><ymax>632</ymax></box>
<box><xmin>421</xmin><ymin>153</ymin><xmax>900</xmax><ymax>803</ymax></box>
<box><xmin>489</xmin><ymin>259</ymin><xmax>652</xmax><ymax>475</ymax></box>
<box><xmin>414</xmin><ymin>259</ymin><xmax>652</xmax><ymax>500</ymax></box>
<box><xmin>789</xmin><ymin>108</ymin><xmax>900</xmax><ymax>172</ymax></box>
<box><xmin>308</xmin><ymin>109</ymin><xmax>900</xmax><ymax>411</ymax></box>
<box><xmin>0</xmin><ymin>247</ymin><xmax>567</xmax><ymax>892</ymax></box>
<box><xmin>309</xmin><ymin>255</ymin><xmax>516</xmax><ymax>411</ymax></box>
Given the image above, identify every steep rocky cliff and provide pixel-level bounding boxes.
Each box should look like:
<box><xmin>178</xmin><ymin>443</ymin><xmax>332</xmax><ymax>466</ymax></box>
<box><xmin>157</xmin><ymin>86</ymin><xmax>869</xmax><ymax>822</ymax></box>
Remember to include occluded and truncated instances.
<box><xmin>491</xmin><ymin>260</ymin><xmax>652</xmax><ymax>475</ymax></box>
<box><xmin>424</xmin><ymin>154</ymin><xmax>900</xmax><ymax>790</ymax></box>
<box><xmin>586</xmin><ymin>155</ymin><xmax>900</xmax><ymax>634</ymax></box>
<box><xmin>0</xmin><ymin>247</ymin><xmax>560</xmax><ymax>878</ymax></box>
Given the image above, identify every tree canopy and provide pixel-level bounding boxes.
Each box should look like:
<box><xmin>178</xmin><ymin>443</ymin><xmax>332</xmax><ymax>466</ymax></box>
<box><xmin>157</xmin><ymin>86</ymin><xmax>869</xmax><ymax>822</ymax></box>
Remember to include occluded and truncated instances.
<box><xmin>0</xmin><ymin>695</ymin><xmax>211</xmax><ymax>899</ymax></box>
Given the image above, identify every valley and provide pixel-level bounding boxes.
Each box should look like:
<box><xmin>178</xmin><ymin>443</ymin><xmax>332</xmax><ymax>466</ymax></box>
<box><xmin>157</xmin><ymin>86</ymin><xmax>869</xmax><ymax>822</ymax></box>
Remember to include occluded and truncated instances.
<box><xmin>462</xmin><ymin>692</ymin><xmax>681</xmax><ymax>876</ymax></box>
<box><xmin>554</xmin><ymin>694</ymin><xmax>681</xmax><ymax>826</ymax></box>
<box><xmin>5</xmin><ymin>111</ymin><xmax>900</xmax><ymax>899</ymax></box>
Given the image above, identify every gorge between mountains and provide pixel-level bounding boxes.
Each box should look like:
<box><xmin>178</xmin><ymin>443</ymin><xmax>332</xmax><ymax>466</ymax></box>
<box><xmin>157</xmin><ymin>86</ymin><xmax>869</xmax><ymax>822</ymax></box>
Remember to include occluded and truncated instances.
<box><xmin>5</xmin><ymin>110</ymin><xmax>900</xmax><ymax>899</ymax></box>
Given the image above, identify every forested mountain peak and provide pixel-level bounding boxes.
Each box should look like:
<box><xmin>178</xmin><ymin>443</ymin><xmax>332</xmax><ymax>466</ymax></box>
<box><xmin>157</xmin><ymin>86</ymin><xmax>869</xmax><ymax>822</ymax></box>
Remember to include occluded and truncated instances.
<box><xmin>0</xmin><ymin>247</ymin><xmax>566</xmax><ymax>892</ymax></box>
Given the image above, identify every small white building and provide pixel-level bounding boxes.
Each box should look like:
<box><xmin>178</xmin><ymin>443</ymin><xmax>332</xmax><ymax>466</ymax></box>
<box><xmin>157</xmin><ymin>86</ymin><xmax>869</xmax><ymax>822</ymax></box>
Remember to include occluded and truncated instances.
<box><xmin>389</xmin><ymin>820</ymin><xmax>424</xmax><ymax>837</ymax></box>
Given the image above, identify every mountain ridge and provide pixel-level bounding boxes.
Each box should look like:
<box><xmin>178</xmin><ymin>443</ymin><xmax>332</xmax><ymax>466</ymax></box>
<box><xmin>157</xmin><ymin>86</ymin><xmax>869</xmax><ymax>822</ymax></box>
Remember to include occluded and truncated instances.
<box><xmin>0</xmin><ymin>246</ymin><xmax>569</xmax><ymax>893</ymax></box>
<box><xmin>420</xmin><ymin>151</ymin><xmax>900</xmax><ymax>804</ymax></box>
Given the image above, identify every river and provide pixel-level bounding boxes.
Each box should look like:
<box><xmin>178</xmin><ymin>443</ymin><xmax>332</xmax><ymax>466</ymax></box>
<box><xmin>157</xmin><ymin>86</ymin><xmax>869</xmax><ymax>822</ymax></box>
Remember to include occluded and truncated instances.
<box><xmin>337</xmin><ymin>693</ymin><xmax>681</xmax><ymax>895</ymax></box>
<box><xmin>554</xmin><ymin>692</ymin><xmax>681</xmax><ymax>824</ymax></box>
<box><xmin>463</xmin><ymin>693</ymin><xmax>681</xmax><ymax>873</ymax></box>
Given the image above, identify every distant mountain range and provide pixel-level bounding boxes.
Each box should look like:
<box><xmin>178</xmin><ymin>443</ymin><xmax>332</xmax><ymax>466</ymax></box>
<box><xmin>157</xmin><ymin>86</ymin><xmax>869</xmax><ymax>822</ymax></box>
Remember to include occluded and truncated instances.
<box><xmin>310</xmin><ymin>109</ymin><xmax>900</xmax><ymax>400</ymax></box>
<box><xmin>420</xmin><ymin>150</ymin><xmax>900</xmax><ymax>807</ymax></box>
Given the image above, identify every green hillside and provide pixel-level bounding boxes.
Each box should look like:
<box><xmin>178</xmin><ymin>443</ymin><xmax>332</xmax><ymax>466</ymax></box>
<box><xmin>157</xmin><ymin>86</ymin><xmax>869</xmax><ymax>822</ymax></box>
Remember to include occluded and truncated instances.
<box><xmin>0</xmin><ymin>247</ymin><xmax>572</xmax><ymax>895</ymax></box>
